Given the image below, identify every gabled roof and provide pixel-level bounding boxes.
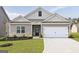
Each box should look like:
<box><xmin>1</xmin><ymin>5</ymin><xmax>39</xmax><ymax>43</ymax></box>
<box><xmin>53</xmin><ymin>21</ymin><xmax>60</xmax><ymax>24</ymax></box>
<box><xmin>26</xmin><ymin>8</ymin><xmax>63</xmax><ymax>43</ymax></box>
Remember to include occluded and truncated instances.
<box><xmin>24</xmin><ymin>7</ymin><xmax>53</xmax><ymax>20</ymax></box>
<box><xmin>43</xmin><ymin>13</ymin><xmax>70</xmax><ymax>23</ymax></box>
<box><xmin>10</xmin><ymin>7</ymin><xmax>71</xmax><ymax>23</ymax></box>
<box><xmin>10</xmin><ymin>15</ymin><xmax>31</xmax><ymax>23</ymax></box>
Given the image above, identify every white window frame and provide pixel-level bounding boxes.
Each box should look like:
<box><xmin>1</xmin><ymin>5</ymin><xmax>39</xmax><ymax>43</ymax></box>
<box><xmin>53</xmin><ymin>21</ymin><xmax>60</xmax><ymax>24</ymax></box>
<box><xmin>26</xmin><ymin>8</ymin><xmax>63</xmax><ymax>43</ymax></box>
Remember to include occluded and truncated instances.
<box><xmin>16</xmin><ymin>26</ymin><xmax>20</xmax><ymax>33</ymax></box>
<box><xmin>21</xmin><ymin>26</ymin><xmax>25</xmax><ymax>33</ymax></box>
<box><xmin>16</xmin><ymin>26</ymin><xmax>25</xmax><ymax>34</ymax></box>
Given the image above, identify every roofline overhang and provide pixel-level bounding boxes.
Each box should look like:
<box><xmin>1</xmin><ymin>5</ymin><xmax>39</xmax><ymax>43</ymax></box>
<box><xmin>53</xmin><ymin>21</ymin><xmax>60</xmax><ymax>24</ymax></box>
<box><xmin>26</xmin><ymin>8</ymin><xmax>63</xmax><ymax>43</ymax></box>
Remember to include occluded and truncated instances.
<box><xmin>1</xmin><ymin>6</ymin><xmax>10</xmax><ymax>21</ymax></box>
<box><xmin>42</xmin><ymin>21</ymin><xmax>70</xmax><ymax>23</ymax></box>
<box><xmin>9</xmin><ymin>21</ymin><xmax>31</xmax><ymax>23</ymax></box>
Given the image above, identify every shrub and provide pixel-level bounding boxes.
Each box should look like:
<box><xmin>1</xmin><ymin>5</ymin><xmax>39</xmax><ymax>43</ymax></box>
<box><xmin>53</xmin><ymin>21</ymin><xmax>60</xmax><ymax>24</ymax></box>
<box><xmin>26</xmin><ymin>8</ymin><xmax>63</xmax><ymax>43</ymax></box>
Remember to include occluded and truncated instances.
<box><xmin>0</xmin><ymin>43</ymin><xmax>13</xmax><ymax>47</ymax></box>
<box><xmin>28</xmin><ymin>37</ymin><xmax>33</xmax><ymax>39</ymax></box>
<box><xmin>23</xmin><ymin>34</ymin><xmax>26</xmax><ymax>37</ymax></box>
<box><xmin>13</xmin><ymin>35</ymin><xmax>17</xmax><ymax>38</ymax></box>
<box><xmin>69</xmin><ymin>32</ymin><xmax>79</xmax><ymax>38</ymax></box>
<box><xmin>39</xmin><ymin>33</ymin><xmax>43</xmax><ymax>38</ymax></box>
<box><xmin>0</xmin><ymin>37</ymin><xmax>6</xmax><ymax>41</ymax></box>
<box><xmin>69</xmin><ymin>34</ymin><xmax>73</xmax><ymax>38</ymax></box>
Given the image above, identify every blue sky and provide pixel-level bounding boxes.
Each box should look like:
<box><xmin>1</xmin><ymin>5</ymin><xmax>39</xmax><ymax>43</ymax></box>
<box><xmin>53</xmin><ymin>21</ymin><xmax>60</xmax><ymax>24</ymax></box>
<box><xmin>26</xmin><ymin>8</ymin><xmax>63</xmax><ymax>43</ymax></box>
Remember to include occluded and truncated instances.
<box><xmin>3</xmin><ymin>6</ymin><xmax>79</xmax><ymax>20</ymax></box>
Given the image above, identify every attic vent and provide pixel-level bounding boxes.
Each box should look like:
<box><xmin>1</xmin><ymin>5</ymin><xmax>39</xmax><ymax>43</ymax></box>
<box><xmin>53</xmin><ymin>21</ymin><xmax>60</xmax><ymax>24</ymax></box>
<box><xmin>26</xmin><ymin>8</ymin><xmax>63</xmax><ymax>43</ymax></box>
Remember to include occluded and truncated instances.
<box><xmin>38</xmin><ymin>11</ymin><xmax>42</xmax><ymax>16</ymax></box>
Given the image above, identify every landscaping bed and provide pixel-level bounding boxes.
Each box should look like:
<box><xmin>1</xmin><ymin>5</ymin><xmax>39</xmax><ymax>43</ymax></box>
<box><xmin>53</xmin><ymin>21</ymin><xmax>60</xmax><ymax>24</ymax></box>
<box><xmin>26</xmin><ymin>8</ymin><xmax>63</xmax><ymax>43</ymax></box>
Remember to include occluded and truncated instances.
<box><xmin>0</xmin><ymin>43</ymin><xmax>13</xmax><ymax>47</ymax></box>
<box><xmin>7</xmin><ymin>36</ymin><xmax>33</xmax><ymax>41</ymax></box>
<box><xmin>0</xmin><ymin>36</ymin><xmax>33</xmax><ymax>41</ymax></box>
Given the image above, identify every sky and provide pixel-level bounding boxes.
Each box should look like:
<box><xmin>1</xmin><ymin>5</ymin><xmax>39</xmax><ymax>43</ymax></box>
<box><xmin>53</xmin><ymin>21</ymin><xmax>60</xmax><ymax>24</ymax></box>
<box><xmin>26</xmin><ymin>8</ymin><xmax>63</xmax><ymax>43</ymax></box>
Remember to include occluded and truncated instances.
<box><xmin>3</xmin><ymin>6</ymin><xmax>79</xmax><ymax>20</ymax></box>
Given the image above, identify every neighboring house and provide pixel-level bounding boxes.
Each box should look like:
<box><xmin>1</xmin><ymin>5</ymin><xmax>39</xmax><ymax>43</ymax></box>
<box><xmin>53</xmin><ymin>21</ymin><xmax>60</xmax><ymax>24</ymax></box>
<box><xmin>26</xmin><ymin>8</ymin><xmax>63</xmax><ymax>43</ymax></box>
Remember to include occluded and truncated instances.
<box><xmin>77</xmin><ymin>22</ymin><xmax>79</xmax><ymax>32</ymax></box>
<box><xmin>7</xmin><ymin>7</ymin><xmax>71</xmax><ymax>38</ymax></box>
<box><xmin>0</xmin><ymin>7</ymin><xmax>9</xmax><ymax>36</ymax></box>
<box><xmin>71</xmin><ymin>23</ymin><xmax>77</xmax><ymax>32</ymax></box>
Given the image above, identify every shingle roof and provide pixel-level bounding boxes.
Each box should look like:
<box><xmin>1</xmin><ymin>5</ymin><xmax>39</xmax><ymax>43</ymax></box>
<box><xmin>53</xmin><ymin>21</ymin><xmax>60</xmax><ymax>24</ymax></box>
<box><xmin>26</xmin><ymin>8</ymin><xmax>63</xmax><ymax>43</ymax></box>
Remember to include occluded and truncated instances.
<box><xmin>10</xmin><ymin>15</ymin><xmax>31</xmax><ymax>23</ymax></box>
<box><xmin>43</xmin><ymin>13</ymin><xmax>70</xmax><ymax>23</ymax></box>
<box><xmin>10</xmin><ymin>7</ymin><xmax>71</xmax><ymax>23</ymax></box>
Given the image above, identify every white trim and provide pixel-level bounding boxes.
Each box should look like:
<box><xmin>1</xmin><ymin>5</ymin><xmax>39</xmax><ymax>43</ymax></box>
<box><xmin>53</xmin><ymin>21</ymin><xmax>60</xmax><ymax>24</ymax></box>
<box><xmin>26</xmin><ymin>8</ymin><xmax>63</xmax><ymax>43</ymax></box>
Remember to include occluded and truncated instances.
<box><xmin>31</xmin><ymin>24</ymin><xmax>32</xmax><ymax>36</ymax></box>
<box><xmin>16</xmin><ymin>26</ymin><xmax>26</xmax><ymax>34</ymax></box>
<box><xmin>31</xmin><ymin>24</ymin><xmax>42</xmax><ymax>36</ymax></box>
<box><xmin>9</xmin><ymin>22</ymin><xmax>70</xmax><ymax>25</ymax></box>
<box><xmin>16</xmin><ymin>26</ymin><xmax>21</xmax><ymax>34</ymax></box>
<box><xmin>42</xmin><ymin>23</ymin><xmax>70</xmax><ymax>25</ymax></box>
<box><xmin>68</xmin><ymin>24</ymin><xmax>71</xmax><ymax>36</ymax></box>
<box><xmin>9</xmin><ymin>23</ymin><xmax>31</xmax><ymax>25</ymax></box>
<box><xmin>31</xmin><ymin>22</ymin><xmax>42</xmax><ymax>25</ymax></box>
<box><xmin>41</xmin><ymin>24</ymin><xmax>42</xmax><ymax>34</ymax></box>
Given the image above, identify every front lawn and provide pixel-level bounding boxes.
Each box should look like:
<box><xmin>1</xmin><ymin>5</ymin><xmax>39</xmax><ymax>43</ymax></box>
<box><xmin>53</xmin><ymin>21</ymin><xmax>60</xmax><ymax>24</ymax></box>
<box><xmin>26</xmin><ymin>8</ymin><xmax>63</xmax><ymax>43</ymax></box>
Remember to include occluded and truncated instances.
<box><xmin>69</xmin><ymin>32</ymin><xmax>79</xmax><ymax>42</ymax></box>
<box><xmin>73</xmin><ymin>38</ymin><xmax>79</xmax><ymax>42</ymax></box>
<box><xmin>0</xmin><ymin>38</ymin><xmax>44</xmax><ymax>53</ymax></box>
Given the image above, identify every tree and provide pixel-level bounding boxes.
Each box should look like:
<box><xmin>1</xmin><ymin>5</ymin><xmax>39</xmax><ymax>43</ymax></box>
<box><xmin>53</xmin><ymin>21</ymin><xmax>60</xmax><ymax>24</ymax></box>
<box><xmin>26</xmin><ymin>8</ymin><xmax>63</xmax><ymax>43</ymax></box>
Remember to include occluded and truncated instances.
<box><xmin>77</xmin><ymin>18</ymin><xmax>79</xmax><ymax>22</ymax></box>
<box><xmin>72</xmin><ymin>18</ymin><xmax>77</xmax><ymax>24</ymax></box>
<box><xmin>68</xmin><ymin>17</ymin><xmax>71</xmax><ymax>20</ymax></box>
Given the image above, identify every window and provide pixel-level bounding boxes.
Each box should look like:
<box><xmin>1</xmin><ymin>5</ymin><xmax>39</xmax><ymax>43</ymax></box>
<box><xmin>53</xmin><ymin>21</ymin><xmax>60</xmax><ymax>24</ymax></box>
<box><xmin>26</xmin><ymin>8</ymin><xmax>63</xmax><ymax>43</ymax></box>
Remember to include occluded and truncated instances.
<box><xmin>17</xmin><ymin>26</ymin><xmax>20</xmax><ymax>33</ymax></box>
<box><xmin>21</xmin><ymin>26</ymin><xmax>25</xmax><ymax>33</ymax></box>
<box><xmin>16</xmin><ymin>26</ymin><xmax>25</xmax><ymax>33</ymax></box>
<box><xmin>38</xmin><ymin>11</ymin><xmax>42</xmax><ymax>16</ymax></box>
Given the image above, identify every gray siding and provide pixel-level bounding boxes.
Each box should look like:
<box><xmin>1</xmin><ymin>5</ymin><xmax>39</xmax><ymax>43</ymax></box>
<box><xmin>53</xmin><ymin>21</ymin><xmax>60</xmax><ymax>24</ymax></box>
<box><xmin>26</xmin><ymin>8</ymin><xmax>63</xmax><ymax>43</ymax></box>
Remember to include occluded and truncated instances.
<box><xmin>9</xmin><ymin>24</ymin><xmax>32</xmax><ymax>37</ymax></box>
<box><xmin>0</xmin><ymin>7</ymin><xmax>9</xmax><ymax>36</ymax></box>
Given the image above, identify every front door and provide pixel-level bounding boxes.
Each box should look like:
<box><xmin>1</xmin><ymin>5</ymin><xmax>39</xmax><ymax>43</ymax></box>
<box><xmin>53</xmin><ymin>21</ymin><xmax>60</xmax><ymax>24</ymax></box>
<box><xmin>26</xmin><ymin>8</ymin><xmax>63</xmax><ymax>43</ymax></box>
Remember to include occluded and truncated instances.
<box><xmin>32</xmin><ymin>25</ymin><xmax>41</xmax><ymax>36</ymax></box>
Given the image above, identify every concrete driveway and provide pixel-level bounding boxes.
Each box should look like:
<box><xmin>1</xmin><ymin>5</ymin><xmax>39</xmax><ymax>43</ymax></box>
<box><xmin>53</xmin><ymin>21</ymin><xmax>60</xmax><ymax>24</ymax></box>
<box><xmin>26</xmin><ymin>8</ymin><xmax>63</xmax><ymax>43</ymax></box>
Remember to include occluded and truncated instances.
<box><xmin>43</xmin><ymin>38</ymin><xmax>79</xmax><ymax>53</ymax></box>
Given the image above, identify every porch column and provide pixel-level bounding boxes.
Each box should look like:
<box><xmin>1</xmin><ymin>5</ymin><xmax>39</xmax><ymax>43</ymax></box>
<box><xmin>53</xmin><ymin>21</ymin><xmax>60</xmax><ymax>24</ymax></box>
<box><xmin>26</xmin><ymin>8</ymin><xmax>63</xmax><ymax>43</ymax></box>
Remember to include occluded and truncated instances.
<box><xmin>31</xmin><ymin>24</ymin><xmax>32</xmax><ymax>36</ymax></box>
<box><xmin>68</xmin><ymin>23</ymin><xmax>71</xmax><ymax>36</ymax></box>
<box><xmin>41</xmin><ymin>24</ymin><xmax>42</xmax><ymax>36</ymax></box>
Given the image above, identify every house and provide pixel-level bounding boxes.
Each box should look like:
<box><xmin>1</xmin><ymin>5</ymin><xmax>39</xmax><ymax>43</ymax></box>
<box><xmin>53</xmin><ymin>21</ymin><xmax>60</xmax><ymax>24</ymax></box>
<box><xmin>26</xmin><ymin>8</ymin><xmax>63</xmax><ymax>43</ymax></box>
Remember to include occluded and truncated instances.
<box><xmin>71</xmin><ymin>23</ymin><xmax>77</xmax><ymax>33</ymax></box>
<box><xmin>0</xmin><ymin>7</ymin><xmax>9</xmax><ymax>36</ymax></box>
<box><xmin>7</xmin><ymin>7</ymin><xmax>71</xmax><ymax>38</ymax></box>
<box><xmin>77</xmin><ymin>22</ymin><xmax>79</xmax><ymax>32</ymax></box>
<box><xmin>70</xmin><ymin>19</ymin><xmax>79</xmax><ymax>33</ymax></box>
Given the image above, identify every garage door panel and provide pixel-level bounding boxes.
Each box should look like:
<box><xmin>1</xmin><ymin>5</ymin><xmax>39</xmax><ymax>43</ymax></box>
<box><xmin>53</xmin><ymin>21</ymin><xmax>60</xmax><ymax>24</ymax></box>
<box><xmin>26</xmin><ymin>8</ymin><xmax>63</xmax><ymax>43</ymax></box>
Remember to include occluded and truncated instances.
<box><xmin>43</xmin><ymin>27</ymin><xmax>56</xmax><ymax>37</ymax></box>
<box><xmin>43</xmin><ymin>26</ymin><xmax>68</xmax><ymax>38</ymax></box>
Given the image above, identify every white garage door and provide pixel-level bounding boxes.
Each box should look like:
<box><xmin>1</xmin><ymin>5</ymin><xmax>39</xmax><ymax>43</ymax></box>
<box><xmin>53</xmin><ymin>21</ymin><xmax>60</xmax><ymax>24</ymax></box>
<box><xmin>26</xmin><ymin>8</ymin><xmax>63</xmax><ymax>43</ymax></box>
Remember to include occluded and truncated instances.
<box><xmin>43</xmin><ymin>26</ymin><xmax>68</xmax><ymax>38</ymax></box>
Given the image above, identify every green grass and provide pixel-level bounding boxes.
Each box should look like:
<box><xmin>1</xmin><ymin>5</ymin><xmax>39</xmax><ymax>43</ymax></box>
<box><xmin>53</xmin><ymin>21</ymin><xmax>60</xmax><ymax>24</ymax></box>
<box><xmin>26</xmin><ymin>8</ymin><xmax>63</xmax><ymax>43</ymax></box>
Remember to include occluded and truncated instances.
<box><xmin>73</xmin><ymin>38</ymin><xmax>79</xmax><ymax>42</ymax></box>
<box><xmin>0</xmin><ymin>38</ymin><xmax>44</xmax><ymax>53</ymax></box>
<box><xmin>69</xmin><ymin>32</ymin><xmax>79</xmax><ymax>42</ymax></box>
